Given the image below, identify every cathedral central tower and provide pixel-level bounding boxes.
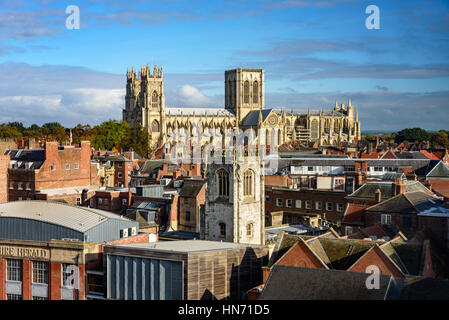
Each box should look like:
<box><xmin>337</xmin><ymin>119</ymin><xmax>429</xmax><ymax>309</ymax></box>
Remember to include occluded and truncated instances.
<box><xmin>225</xmin><ymin>68</ymin><xmax>265</xmax><ymax>123</ymax></box>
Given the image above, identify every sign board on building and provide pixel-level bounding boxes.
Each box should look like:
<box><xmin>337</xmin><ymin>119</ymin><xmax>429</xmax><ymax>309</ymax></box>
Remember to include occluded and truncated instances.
<box><xmin>0</xmin><ymin>245</ymin><xmax>49</xmax><ymax>259</ymax></box>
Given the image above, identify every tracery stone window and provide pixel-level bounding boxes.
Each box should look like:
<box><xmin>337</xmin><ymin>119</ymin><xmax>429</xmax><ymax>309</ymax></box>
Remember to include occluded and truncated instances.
<box><xmin>151</xmin><ymin>120</ymin><xmax>160</xmax><ymax>132</ymax></box>
<box><xmin>217</xmin><ymin>169</ymin><xmax>229</xmax><ymax>197</ymax></box>
<box><xmin>311</xmin><ymin>119</ymin><xmax>319</xmax><ymax>139</ymax></box>
<box><xmin>151</xmin><ymin>91</ymin><xmax>158</xmax><ymax>108</ymax></box>
<box><xmin>243</xmin><ymin>169</ymin><xmax>254</xmax><ymax>197</ymax></box>
<box><xmin>253</xmin><ymin>81</ymin><xmax>258</xmax><ymax>104</ymax></box>
<box><xmin>243</xmin><ymin>81</ymin><xmax>249</xmax><ymax>104</ymax></box>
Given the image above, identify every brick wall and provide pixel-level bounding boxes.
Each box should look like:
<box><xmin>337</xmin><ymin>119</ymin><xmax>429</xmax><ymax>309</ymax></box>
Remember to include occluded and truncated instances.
<box><xmin>35</xmin><ymin>141</ymin><xmax>91</xmax><ymax>190</ymax></box>
<box><xmin>0</xmin><ymin>258</ymin><xmax>5</xmax><ymax>300</ymax></box>
<box><xmin>22</xmin><ymin>260</ymin><xmax>32</xmax><ymax>300</ymax></box>
<box><xmin>8</xmin><ymin>141</ymin><xmax>93</xmax><ymax>201</ymax></box>
<box><xmin>347</xmin><ymin>246</ymin><xmax>404</xmax><ymax>278</ymax></box>
<box><xmin>0</xmin><ymin>155</ymin><xmax>9</xmax><ymax>203</ymax></box>
<box><xmin>49</xmin><ymin>262</ymin><xmax>62</xmax><ymax>300</ymax></box>
<box><xmin>267</xmin><ymin>187</ymin><xmax>347</xmax><ymax>224</ymax></box>
<box><xmin>276</xmin><ymin>241</ymin><xmax>327</xmax><ymax>269</ymax></box>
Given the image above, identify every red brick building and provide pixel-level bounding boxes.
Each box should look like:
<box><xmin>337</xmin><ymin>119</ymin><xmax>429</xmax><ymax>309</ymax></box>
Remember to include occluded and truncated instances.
<box><xmin>177</xmin><ymin>179</ymin><xmax>206</xmax><ymax>232</ymax></box>
<box><xmin>265</xmin><ymin>186</ymin><xmax>347</xmax><ymax>225</ymax></box>
<box><xmin>0</xmin><ymin>155</ymin><xmax>9</xmax><ymax>203</ymax></box>
<box><xmin>0</xmin><ymin>200</ymin><xmax>155</xmax><ymax>300</ymax></box>
<box><xmin>6</xmin><ymin>141</ymin><xmax>98</xmax><ymax>205</ymax></box>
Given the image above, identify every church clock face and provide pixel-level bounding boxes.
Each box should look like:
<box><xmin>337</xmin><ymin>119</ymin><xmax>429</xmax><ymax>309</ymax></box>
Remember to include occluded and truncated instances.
<box><xmin>268</xmin><ymin>115</ymin><xmax>277</xmax><ymax>126</ymax></box>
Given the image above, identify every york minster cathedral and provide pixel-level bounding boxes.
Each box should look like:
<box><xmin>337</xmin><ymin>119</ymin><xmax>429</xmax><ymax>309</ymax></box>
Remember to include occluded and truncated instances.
<box><xmin>122</xmin><ymin>65</ymin><xmax>361</xmax><ymax>149</ymax></box>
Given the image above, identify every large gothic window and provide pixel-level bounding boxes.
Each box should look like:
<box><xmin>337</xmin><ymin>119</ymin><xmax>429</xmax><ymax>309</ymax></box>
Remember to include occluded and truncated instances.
<box><xmin>217</xmin><ymin>169</ymin><xmax>229</xmax><ymax>197</ymax></box>
<box><xmin>151</xmin><ymin>120</ymin><xmax>160</xmax><ymax>132</ymax></box>
<box><xmin>243</xmin><ymin>81</ymin><xmax>249</xmax><ymax>104</ymax></box>
<box><xmin>228</xmin><ymin>80</ymin><xmax>233</xmax><ymax>107</ymax></box>
<box><xmin>151</xmin><ymin>91</ymin><xmax>158</xmax><ymax>108</ymax></box>
<box><xmin>243</xmin><ymin>169</ymin><xmax>254</xmax><ymax>197</ymax></box>
<box><xmin>311</xmin><ymin>119</ymin><xmax>319</xmax><ymax>139</ymax></box>
<box><xmin>253</xmin><ymin>81</ymin><xmax>258</xmax><ymax>104</ymax></box>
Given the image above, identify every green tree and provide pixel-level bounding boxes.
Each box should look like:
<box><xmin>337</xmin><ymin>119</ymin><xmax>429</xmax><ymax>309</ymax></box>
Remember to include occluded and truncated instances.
<box><xmin>394</xmin><ymin>128</ymin><xmax>430</xmax><ymax>143</ymax></box>
<box><xmin>0</xmin><ymin>124</ymin><xmax>22</xmax><ymax>138</ymax></box>
<box><xmin>124</xmin><ymin>125</ymin><xmax>151</xmax><ymax>158</ymax></box>
<box><xmin>430</xmin><ymin>131</ymin><xmax>449</xmax><ymax>148</ymax></box>
<box><xmin>91</xmin><ymin>120</ymin><xmax>129</xmax><ymax>150</ymax></box>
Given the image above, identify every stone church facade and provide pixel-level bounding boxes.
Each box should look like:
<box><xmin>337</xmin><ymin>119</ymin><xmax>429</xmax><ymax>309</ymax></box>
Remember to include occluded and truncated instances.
<box><xmin>202</xmin><ymin>155</ymin><xmax>265</xmax><ymax>245</ymax></box>
<box><xmin>122</xmin><ymin>65</ymin><xmax>361</xmax><ymax>150</ymax></box>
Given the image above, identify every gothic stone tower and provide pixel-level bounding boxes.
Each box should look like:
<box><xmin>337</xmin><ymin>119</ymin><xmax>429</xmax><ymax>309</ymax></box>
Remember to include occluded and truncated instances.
<box><xmin>225</xmin><ymin>68</ymin><xmax>265</xmax><ymax>124</ymax></box>
<box><xmin>123</xmin><ymin>65</ymin><xmax>166</xmax><ymax>149</ymax></box>
<box><xmin>202</xmin><ymin>155</ymin><xmax>265</xmax><ymax>245</ymax></box>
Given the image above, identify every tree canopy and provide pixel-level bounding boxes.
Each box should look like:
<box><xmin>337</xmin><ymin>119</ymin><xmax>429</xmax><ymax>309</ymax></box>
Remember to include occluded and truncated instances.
<box><xmin>0</xmin><ymin>120</ymin><xmax>153</xmax><ymax>157</ymax></box>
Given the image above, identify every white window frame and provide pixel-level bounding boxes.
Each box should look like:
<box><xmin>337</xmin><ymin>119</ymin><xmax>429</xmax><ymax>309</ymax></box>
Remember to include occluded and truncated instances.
<box><xmin>315</xmin><ymin>201</ymin><xmax>322</xmax><ymax>211</ymax></box>
<box><xmin>7</xmin><ymin>259</ymin><xmax>22</xmax><ymax>281</ymax></box>
<box><xmin>295</xmin><ymin>200</ymin><xmax>302</xmax><ymax>208</ymax></box>
<box><xmin>65</xmin><ymin>164</ymin><xmax>70</xmax><ymax>170</ymax></box>
<box><xmin>337</xmin><ymin>203</ymin><xmax>344</xmax><ymax>212</ymax></box>
<box><xmin>32</xmin><ymin>261</ymin><xmax>48</xmax><ymax>284</ymax></box>
<box><xmin>305</xmin><ymin>200</ymin><xmax>312</xmax><ymax>209</ymax></box>
<box><xmin>276</xmin><ymin>198</ymin><xmax>283</xmax><ymax>207</ymax></box>
<box><xmin>326</xmin><ymin>202</ymin><xmax>333</xmax><ymax>211</ymax></box>
<box><xmin>381</xmin><ymin>214</ymin><xmax>392</xmax><ymax>225</ymax></box>
<box><xmin>74</xmin><ymin>163</ymin><xmax>79</xmax><ymax>170</ymax></box>
<box><xmin>76</xmin><ymin>198</ymin><xmax>81</xmax><ymax>206</ymax></box>
<box><xmin>286</xmin><ymin>199</ymin><xmax>292</xmax><ymax>208</ymax></box>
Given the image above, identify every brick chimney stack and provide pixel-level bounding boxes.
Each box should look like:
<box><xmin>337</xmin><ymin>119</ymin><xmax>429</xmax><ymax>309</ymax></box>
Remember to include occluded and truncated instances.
<box><xmin>375</xmin><ymin>188</ymin><xmax>382</xmax><ymax>203</ymax></box>
<box><xmin>393</xmin><ymin>178</ymin><xmax>406</xmax><ymax>196</ymax></box>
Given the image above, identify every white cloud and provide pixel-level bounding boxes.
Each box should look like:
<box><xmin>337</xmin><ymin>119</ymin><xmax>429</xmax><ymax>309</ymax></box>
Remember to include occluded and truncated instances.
<box><xmin>167</xmin><ymin>85</ymin><xmax>215</xmax><ymax>108</ymax></box>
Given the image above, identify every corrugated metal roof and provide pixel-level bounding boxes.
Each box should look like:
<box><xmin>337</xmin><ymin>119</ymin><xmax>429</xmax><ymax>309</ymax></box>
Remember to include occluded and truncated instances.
<box><xmin>0</xmin><ymin>201</ymin><xmax>132</xmax><ymax>232</ymax></box>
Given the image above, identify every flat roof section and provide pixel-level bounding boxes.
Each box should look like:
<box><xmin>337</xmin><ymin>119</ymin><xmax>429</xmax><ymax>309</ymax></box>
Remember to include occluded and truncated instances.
<box><xmin>106</xmin><ymin>240</ymin><xmax>265</xmax><ymax>253</ymax></box>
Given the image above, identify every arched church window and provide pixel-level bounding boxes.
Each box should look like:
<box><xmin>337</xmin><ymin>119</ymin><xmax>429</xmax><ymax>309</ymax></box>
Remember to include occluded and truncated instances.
<box><xmin>151</xmin><ymin>91</ymin><xmax>158</xmax><ymax>108</ymax></box>
<box><xmin>311</xmin><ymin>119</ymin><xmax>319</xmax><ymax>139</ymax></box>
<box><xmin>243</xmin><ymin>169</ymin><xmax>254</xmax><ymax>197</ymax></box>
<box><xmin>243</xmin><ymin>81</ymin><xmax>249</xmax><ymax>104</ymax></box>
<box><xmin>151</xmin><ymin>120</ymin><xmax>160</xmax><ymax>132</ymax></box>
<box><xmin>217</xmin><ymin>169</ymin><xmax>229</xmax><ymax>197</ymax></box>
<box><xmin>253</xmin><ymin>81</ymin><xmax>258</xmax><ymax>104</ymax></box>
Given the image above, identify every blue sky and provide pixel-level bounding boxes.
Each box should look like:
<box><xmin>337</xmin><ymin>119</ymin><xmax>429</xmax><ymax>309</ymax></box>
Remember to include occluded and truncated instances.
<box><xmin>0</xmin><ymin>0</ymin><xmax>448</xmax><ymax>130</ymax></box>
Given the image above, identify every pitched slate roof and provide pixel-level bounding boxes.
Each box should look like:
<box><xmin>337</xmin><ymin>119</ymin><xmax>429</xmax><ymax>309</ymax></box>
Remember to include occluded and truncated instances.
<box><xmin>259</xmin><ymin>265</ymin><xmax>393</xmax><ymax>300</ymax></box>
<box><xmin>394</xmin><ymin>151</ymin><xmax>429</xmax><ymax>159</ymax></box>
<box><xmin>426</xmin><ymin>161</ymin><xmax>449</xmax><ymax>178</ymax></box>
<box><xmin>398</xmin><ymin>276</ymin><xmax>449</xmax><ymax>300</ymax></box>
<box><xmin>5</xmin><ymin>149</ymin><xmax>45</xmax><ymax>169</ymax></box>
<box><xmin>366</xmin><ymin>191</ymin><xmax>442</xmax><ymax>214</ymax></box>
<box><xmin>413</xmin><ymin>159</ymin><xmax>440</xmax><ymax>176</ymax></box>
<box><xmin>179</xmin><ymin>181</ymin><xmax>205</xmax><ymax>198</ymax></box>
<box><xmin>348</xmin><ymin>180</ymin><xmax>434</xmax><ymax>201</ymax></box>
<box><xmin>240</xmin><ymin>109</ymin><xmax>274</xmax><ymax>126</ymax></box>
